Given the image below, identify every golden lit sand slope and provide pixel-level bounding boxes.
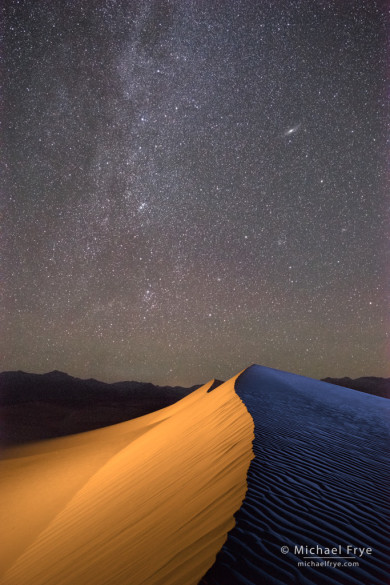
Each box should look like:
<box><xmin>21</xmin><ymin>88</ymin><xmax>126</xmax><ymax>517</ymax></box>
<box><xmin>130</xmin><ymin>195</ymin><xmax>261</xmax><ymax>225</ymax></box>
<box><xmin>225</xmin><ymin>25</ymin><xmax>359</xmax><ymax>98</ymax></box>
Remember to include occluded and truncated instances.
<box><xmin>0</xmin><ymin>373</ymin><xmax>254</xmax><ymax>585</ymax></box>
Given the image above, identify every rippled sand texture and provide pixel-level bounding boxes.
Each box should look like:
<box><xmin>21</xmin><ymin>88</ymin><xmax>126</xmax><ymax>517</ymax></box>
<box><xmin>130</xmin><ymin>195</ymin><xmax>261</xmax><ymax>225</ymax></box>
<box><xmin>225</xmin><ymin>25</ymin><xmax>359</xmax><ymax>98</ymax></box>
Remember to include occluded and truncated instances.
<box><xmin>201</xmin><ymin>365</ymin><xmax>390</xmax><ymax>585</ymax></box>
<box><xmin>0</xmin><ymin>375</ymin><xmax>254</xmax><ymax>585</ymax></box>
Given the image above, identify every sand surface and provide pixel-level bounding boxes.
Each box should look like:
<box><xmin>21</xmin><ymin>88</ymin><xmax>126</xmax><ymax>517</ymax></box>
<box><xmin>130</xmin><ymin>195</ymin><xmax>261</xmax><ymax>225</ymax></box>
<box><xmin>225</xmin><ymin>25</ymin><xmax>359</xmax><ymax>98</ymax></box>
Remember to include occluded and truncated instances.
<box><xmin>0</xmin><ymin>374</ymin><xmax>254</xmax><ymax>585</ymax></box>
<box><xmin>202</xmin><ymin>365</ymin><xmax>390</xmax><ymax>585</ymax></box>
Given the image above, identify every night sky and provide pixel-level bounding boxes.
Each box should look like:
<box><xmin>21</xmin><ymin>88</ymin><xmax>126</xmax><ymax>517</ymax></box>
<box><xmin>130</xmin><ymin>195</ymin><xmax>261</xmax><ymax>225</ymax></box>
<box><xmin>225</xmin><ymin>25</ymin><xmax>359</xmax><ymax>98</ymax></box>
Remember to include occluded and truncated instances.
<box><xmin>2</xmin><ymin>1</ymin><xmax>389</xmax><ymax>385</ymax></box>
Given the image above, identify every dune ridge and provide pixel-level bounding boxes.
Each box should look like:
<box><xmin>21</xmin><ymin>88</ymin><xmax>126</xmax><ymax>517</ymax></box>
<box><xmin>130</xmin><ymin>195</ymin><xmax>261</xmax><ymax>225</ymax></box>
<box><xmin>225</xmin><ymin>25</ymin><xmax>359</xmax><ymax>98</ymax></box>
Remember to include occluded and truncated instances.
<box><xmin>202</xmin><ymin>365</ymin><xmax>390</xmax><ymax>585</ymax></box>
<box><xmin>0</xmin><ymin>373</ymin><xmax>254</xmax><ymax>585</ymax></box>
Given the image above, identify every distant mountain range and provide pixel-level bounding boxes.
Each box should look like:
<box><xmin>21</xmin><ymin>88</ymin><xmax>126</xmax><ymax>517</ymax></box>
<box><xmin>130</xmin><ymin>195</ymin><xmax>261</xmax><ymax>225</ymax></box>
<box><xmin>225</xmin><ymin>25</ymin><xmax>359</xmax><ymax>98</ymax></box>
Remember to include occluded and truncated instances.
<box><xmin>0</xmin><ymin>370</ymin><xmax>200</xmax><ymax>446</ymax></box>
<box><xmin>322</xmin><ymin>376</ymin><xmax>389</xmax><ymax>399</ymax></box>
<box><xmin>0</xmin><ymin>370</ymin><xmax>388</xmax><ymax>446</ymax></box>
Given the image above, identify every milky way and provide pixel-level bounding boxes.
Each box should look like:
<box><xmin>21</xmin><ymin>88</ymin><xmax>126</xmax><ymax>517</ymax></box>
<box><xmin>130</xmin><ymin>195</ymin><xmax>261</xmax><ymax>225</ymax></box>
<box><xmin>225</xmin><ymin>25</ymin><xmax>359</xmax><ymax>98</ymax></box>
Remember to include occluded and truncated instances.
<box><xmin>2</xmin><ymin>1</ymin><xmax>388</xmax><ymax>384</ymax></box>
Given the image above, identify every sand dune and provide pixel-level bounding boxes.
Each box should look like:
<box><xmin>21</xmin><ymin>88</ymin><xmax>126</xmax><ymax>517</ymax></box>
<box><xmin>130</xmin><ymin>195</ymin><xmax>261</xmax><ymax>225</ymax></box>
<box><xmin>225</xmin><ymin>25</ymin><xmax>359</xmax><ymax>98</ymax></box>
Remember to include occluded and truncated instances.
<box><xmin>0</xmin><ymin>374</ymin><xmax>254</xmax><ymax>585</ymax></box>
<box><xmin>202</xmin><ymin>365</ymin><xmax>390</xmax><ymax>585</ymax></box>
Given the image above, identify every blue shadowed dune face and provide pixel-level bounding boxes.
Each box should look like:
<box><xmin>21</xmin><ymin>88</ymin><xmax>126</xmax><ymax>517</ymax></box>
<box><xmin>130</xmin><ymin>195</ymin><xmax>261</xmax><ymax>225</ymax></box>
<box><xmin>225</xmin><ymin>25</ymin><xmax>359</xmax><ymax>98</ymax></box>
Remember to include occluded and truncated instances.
<box><xmin>201</xmin><ymin>365</ymin><xmax>390</xmax><ymax>585</ymax></box>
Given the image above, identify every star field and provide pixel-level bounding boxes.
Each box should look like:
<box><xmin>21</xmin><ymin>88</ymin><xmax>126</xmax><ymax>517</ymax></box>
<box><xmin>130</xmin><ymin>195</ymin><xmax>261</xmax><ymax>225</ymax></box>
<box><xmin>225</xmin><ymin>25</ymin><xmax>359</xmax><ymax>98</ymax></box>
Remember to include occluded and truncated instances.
<box><xmin>2</xmin><ymin>0</ymin><xmax>388</xmax><ymax>385</ymax></box>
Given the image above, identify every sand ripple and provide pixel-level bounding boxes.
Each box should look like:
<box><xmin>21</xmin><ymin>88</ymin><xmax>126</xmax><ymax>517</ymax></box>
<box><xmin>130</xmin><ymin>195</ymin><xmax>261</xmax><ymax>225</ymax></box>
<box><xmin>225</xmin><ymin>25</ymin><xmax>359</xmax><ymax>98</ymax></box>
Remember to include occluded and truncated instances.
<box><xmin>201</xmin><ymin>365</ymin><xmax>390</xmax><ymax>585</ymax></box>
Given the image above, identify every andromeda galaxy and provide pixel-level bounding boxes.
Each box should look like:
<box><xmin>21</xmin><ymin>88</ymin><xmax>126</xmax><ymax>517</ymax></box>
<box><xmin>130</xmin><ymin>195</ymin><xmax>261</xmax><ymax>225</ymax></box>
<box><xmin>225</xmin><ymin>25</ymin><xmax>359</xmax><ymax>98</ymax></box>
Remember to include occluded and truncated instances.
<box><xmin>284</xmin><ymin>123</ymin><xmax>301</xmax><ymax>136</ymax></box>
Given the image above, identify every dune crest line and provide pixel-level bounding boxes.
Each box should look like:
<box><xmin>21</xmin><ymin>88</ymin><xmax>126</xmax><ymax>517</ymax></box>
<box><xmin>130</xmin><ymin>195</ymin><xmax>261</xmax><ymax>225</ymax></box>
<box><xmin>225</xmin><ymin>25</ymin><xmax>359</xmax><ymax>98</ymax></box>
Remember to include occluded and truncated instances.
<box><xmin>201</xmin><ymin>365</ymin><xmax>390</xmax><ymax>585</ymax></box>
<box><xmin>0</xmin><ymin>372</ymin><xmax>254</xmax><ymax>585</ymax></box>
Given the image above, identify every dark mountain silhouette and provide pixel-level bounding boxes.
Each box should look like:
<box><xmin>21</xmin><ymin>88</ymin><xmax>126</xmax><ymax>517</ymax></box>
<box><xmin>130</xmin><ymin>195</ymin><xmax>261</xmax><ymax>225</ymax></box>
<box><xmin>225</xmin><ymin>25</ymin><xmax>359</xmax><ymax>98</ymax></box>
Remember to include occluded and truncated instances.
<box><xmin>0</xmin><ymin>370</ymin><xmax>207</xmax><ymax>446</ymax></box>
<box><xmin>322</xmin><ymin>376</ymin><xmax>389</xmax><ymax>399</ymax></box>
<box><xmin>1</xmin><ymin>368</ymin><xmax>387</xmax><ymax>447</ymax></box>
